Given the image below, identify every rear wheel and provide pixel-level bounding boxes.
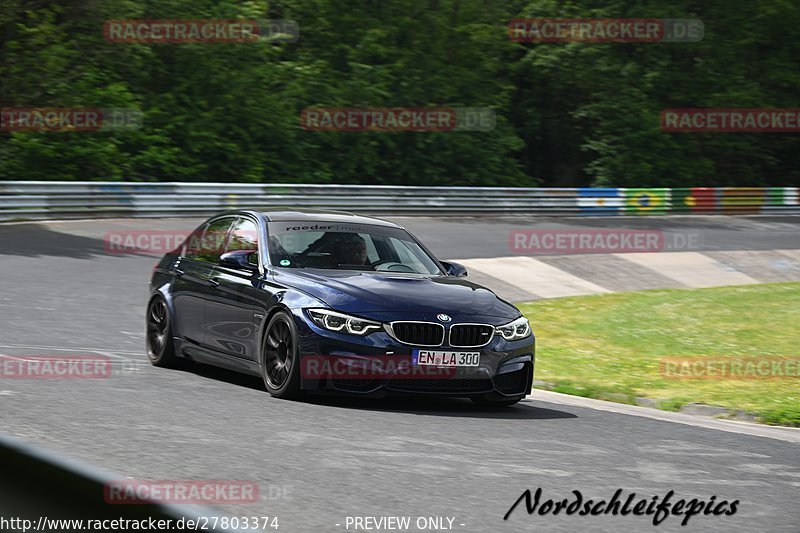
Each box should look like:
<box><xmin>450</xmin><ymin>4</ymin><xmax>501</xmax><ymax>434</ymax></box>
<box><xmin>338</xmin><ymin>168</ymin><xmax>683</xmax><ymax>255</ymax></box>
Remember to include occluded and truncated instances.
<box><xmin>146</xmin><ymin>296</ymin><xmax>178</xmax><ymax>367</ymax></box>
<box><xmin>261</xmin><ymin>311</ymin><xmax>302</xmax><ymax>399</ymax></box>
<box><xmin>472</xmin><ymin>397</ymin><xmax>522</xmax><ymax>408</ymax></box>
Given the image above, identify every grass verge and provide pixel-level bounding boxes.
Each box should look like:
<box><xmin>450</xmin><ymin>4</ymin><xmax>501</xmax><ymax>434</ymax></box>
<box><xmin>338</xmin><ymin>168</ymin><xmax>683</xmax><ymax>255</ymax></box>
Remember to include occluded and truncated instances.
<box><xmin>518</xmin><ymin>282</ymin><xmax>800</xmax><ymax>426</ymax></box>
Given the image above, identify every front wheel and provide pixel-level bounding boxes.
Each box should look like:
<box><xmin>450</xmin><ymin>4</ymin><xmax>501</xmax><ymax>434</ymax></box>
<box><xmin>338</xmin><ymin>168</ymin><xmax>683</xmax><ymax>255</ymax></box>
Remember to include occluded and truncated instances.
<box><xmin>260</xmin><ymin>311</ymin><xmax>302</xmax><ymax>399</ymax></box>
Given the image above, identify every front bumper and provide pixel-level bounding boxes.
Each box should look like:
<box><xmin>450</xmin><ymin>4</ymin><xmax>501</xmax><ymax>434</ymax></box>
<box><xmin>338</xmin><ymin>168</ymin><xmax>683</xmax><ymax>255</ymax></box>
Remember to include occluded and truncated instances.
<box><xmin>292</xmin><ymin>310</ymin><xmax>535</xmax><ymax>399</ymax></box>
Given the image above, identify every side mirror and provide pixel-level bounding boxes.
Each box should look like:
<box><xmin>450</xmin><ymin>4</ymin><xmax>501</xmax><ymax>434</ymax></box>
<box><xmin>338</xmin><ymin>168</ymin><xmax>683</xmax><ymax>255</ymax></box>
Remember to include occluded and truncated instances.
<box><xmin>219</xmin><ymin>249</ymin><xmax>258</xmax><ymax>271</ymax></box>
<box><xmin>441</xmin><ymin>260</ymin><xmax>467</xmax><ymax>277</ymax></box>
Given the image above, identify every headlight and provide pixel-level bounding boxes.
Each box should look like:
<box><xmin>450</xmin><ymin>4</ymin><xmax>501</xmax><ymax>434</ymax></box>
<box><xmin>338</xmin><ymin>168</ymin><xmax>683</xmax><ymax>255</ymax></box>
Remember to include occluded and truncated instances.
<box><xmin>307</xmin><ymin>309</ymin><xmax>382</xmax><ymax>336</ymax></box>
<box><xmin>496</xmin><ymin>316</ymin><xmax>531</xmax><ymax>341</ymax></box>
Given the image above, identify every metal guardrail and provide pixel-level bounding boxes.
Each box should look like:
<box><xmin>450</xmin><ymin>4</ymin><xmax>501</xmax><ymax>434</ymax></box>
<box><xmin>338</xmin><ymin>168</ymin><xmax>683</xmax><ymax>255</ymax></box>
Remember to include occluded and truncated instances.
<box><xmin>0</xmin><ymin>182</ymin><xmax>798</xmax><ymax>220</ymax></box>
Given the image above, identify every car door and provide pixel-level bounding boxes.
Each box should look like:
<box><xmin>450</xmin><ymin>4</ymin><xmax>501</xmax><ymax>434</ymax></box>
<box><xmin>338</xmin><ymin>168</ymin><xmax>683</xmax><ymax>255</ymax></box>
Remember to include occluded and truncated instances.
<box><xmin>203</xmin><ymin>216</ymin><xmax>263</xmax><ymax>361</ymax></box>
<box><xmin>171</xmin><ymin>217</ymin><xmax>235</xmax><ymax>346</ymax></box>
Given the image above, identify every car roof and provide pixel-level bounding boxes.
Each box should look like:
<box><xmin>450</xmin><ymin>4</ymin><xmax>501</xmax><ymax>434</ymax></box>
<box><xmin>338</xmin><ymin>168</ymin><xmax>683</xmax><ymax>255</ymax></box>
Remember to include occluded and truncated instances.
<box><xmin>231</xmin><ymin>208</ymin><xmax>402</xmax><ymax>228</ymax></box>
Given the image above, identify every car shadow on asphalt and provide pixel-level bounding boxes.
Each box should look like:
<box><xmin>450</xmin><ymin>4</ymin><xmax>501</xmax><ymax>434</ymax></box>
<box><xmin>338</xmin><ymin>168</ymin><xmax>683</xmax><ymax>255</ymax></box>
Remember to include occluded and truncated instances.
<box><xmin>182</xmin><ymin>362</ymin><xmax>577</xmax><ymax>420</ymax></box>
<box><xmin>304</xmin><ymin>395</ymin><xmax>578</xmax><ymax>420</ymax></box>
<box><xmin>179</xmin><ymin>361</ymin><xmax>266</xmax><ymax>390</ymax></box>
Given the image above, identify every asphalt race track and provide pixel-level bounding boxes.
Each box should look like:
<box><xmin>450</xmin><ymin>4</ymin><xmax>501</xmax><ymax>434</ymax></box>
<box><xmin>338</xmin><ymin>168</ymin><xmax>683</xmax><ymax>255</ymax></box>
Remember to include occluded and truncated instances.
<box><xmin>1</xmin><ymin>215</ymin><xmax>799</xmax><ymax>533</ymax></box>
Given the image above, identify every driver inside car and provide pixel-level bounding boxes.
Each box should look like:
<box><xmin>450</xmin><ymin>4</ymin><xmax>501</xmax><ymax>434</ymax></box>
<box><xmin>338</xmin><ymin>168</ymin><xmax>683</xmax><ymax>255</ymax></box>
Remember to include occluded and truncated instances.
<box><xmin>335</xmin><ymin>233</ymin><xmax>369</xmax><ymax>266</ymax></box>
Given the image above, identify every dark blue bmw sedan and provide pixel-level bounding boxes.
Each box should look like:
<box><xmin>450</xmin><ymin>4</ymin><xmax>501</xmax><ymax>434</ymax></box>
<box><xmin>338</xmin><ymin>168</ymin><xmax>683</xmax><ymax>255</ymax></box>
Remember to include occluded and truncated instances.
<box><xmin>147</xmin><ymin>210</ymin><xmax>535</xmax><ymax>406</ymax></box>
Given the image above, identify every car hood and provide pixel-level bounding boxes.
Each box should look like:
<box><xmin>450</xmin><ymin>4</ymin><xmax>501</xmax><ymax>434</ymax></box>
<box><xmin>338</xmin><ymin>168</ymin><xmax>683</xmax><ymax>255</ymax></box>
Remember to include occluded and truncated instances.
<box><xmin>272</xmin><ymin>269</ymin><xmax>520</xmax><ymax>320</ymax></box>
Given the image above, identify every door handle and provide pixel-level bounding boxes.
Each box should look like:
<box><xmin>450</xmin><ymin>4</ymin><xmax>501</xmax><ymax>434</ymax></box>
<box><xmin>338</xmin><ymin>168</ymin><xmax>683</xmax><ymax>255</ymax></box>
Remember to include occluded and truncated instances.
<box><xmin>174</xmin><ymin>268</ymin><xmax>185</xmax><ymax>277</ymax></box>
<box><xmin>209</xmin><ymin>279</ymin><xmax>220</xmax><ymax>288</ymax></box>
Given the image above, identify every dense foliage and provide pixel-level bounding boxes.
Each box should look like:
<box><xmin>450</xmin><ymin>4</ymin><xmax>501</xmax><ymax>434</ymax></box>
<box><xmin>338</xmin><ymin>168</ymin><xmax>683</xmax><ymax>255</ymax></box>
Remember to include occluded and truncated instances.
<box><xmin>1</xmin><ymin>0</ymin><xmax>798</xmax><ymax>186</ymax></box>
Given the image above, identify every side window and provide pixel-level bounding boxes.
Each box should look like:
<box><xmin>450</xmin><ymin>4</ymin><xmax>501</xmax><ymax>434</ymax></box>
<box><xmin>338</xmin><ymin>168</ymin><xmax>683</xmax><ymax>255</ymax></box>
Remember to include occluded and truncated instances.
<box><xmin>226</xmin><ymin>218</ymin><xmax>259</xmax><ymax>266</ymax></box>
<box><xmin>183</xmin><ymin>222</ymin><xmax>209</xmax><ymax>259</ymax></box>
<box><xmin>191</xmin><ymin>217</ymin><xmax>234</xmax><ymax>264</ymax></box>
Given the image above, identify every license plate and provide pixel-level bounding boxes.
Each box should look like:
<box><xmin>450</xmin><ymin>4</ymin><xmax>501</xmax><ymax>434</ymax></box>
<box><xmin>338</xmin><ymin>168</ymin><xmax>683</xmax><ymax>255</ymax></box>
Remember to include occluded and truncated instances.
<box><xmin>412</xmin><ymin>349</ymin><xmax>480</xmax><ymax>367</ymax></box>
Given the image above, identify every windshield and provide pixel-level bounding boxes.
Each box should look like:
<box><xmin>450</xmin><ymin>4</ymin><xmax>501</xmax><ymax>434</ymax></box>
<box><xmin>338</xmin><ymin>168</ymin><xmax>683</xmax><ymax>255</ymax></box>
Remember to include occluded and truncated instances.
<box><xmin>267</xmin><ymin>221</ymin><xmax>442</xmax><ymax>275</ymax></box>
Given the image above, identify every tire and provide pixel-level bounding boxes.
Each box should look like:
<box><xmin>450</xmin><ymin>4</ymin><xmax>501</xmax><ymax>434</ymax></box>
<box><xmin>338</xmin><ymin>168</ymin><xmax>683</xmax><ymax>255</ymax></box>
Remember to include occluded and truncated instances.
<box><xmin>471</xmin><ymin>397</ymin><xmax>522</xmax><ymax>408</ymax></box>
<box><xmin>260</xmin><ymin>311</ymin><xmax>302</xmax><ymax>399</ymax></box>
<box><xmin>146</xmin><ymin>296</ymin><xmax>179</xmax><ymax>368</ymax></box>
